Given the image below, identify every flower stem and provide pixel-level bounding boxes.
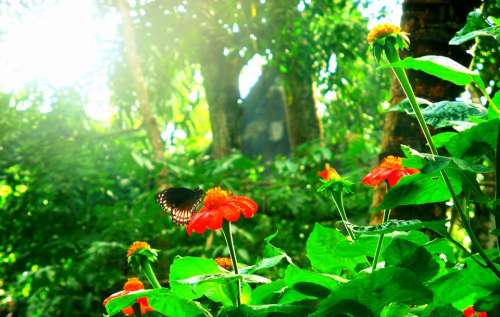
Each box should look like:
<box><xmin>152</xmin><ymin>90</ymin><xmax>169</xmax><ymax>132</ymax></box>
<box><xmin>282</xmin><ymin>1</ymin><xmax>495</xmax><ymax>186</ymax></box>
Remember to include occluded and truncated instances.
<box><xmin>371</xmin><ymin>209</ymin><xmax>391</xmax><ymax>271</ymax></box>
<box><xmin>384</xmin><ymin>45</ymin><xmax>500</xmax><ymax>278</ymax></box>
<box><xmin>222</xmin><ymin>222</ymin><xmax>241</xmax><ymax>307</ymax></box>
<box><xmin>142</xmin><ymin>261</ymin><xmax>162</xmax><ymax>289</ymax></box>
<box><xmin>330</xmin><ymin>191</ymin><xmax>356</xmax><ymax>240</ymax></box>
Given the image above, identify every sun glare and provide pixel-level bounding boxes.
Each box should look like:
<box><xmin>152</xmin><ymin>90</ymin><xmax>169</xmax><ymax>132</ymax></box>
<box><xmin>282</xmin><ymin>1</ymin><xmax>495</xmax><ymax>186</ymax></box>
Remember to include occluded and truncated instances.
<box><xmin>0</xmin><ymin>1</ymin><xmax>119</xmax><ymax>121</ymax></box>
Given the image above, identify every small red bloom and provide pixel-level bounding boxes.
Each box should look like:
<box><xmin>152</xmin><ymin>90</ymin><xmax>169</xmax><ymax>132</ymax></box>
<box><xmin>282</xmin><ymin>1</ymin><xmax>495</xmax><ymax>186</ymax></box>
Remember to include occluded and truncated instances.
<box><xmin>103</xmin><ymin>278</ymin><xmax>154</xmax><ymax>316</ymax></box>
<box><xmin>186</xmin><ymin>187</ymin><xmax>258</xmax><ymax>235</ymax></box>
<box><xmin>463</xmin><ymin>306</ymin><xmax>487</xmax><ymax>317</ymax></box>
<box><xmin>362</xmin><ymin>156</ymin><xmax>419</xmax><ymax>188</ymax></box>
<box><xmin>318</xmin><ymin>165</ymin><xmax>341</xmax><ymax>181</ymax></box>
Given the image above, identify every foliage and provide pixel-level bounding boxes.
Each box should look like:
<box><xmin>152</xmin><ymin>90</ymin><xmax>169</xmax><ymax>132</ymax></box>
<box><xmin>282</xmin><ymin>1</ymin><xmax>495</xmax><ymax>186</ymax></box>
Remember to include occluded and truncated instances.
<box><xmin>1</xmin><ymin>2</ymin><xmax>500</xmax><ymax>317</ymax></box>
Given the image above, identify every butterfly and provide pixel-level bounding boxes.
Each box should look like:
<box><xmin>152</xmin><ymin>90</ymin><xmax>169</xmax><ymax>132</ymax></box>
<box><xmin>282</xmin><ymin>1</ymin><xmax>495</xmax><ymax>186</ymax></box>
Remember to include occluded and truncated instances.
<box><xmin>156</xmin><ymin>187</ymin><xmax>204</xmax><ymax>225</ymax></box>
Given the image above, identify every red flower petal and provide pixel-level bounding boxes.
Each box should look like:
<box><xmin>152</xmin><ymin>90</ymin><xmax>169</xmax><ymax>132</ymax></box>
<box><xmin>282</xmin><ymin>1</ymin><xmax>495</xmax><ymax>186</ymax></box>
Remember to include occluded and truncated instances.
<box><xmin>220</xmin><ymin>204</ymin><xmax>241</xmax><ymax>222</ymax></box>
<box><xmin>186</xmin><ymin>210</ymin><xmax>224</xmax><ymax>235</ymax></box>
<box><xmin>463</xmin><ymin>306</ymin><xmax>475</xmax><ymax>317</ymax></box>
<box><xmin>477</xmin><ymin>312</ymin><xmax>487</xmax><ymax>317</ymax></box>
<box><xmin>230</xmin><ymin>196</ymin><xmax>258</xmax><ymax>218</ymax></box>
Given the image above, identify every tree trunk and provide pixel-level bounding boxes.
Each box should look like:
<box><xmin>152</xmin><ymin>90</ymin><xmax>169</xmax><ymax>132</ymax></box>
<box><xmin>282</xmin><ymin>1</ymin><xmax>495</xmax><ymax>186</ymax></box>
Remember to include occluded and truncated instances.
<box><xmin>199</xmin><ymin>45</ymin><xmax>242</xmax><ymax>159</ymax></box>
<box><xmin>371</xmin><ymin>0</ymin><xmax>480</xmax><ymax>222</ymax></box>
<box><xmin>117</xmin><ymin>0</ymin><xmax>164</xmax><ymax>162</ymax></box>
<box><xmin>283</xmin><ymin>71</ymin><xmax>322</xmax><ymax>149</ymax></box>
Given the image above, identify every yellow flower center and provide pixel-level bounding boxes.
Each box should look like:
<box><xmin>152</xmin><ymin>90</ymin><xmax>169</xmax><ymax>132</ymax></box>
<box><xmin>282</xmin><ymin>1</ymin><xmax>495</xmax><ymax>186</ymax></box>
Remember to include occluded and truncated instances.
<box><xmin>380</xmin><ymin>155</ymin><xmax>404</xmax><ymax>169</ymax></box>
<box><xmin>123</xmin><ymin>277</ymin><xmax>145</xmax><ymax>291</ymax></box>
<box><xmin>203</xmin><ymin>187</ymin><xmax>232</xmax><ymax>209</ymax></box>
<box><xmin>367</xmin><ymin>23</ymin><xmax>401</xmax><ymax>44</ymax></box>
<box><xmin>127</xmin><ymin>241</ymin><xmax>151</xmax><ymax>257</ymax></box>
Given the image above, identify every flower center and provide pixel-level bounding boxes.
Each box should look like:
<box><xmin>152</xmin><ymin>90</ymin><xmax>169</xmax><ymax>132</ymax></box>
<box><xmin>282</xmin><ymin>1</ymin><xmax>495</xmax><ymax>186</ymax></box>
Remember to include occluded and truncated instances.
<box><xmin>367</xmin><ymin>23</ymin><xmax>401</xmax><ymax>43</ymax></box>
<box><xmin>123</xmin><ymin>277</ymin><xmax>145</xmax><ymax>291</ymax></box>
<box><xmin>127</xmin><ymin>241</ymin><xmax>151</xmax><ymax>257</ymax></box>
<box><xmin>203</xmin><ymin>187</ymin><xmax>232</xmax><ymax>209</ymax></box>
<box><xmin>380</xmin><ymin>155</ymin><xmax>404</xmax><ymax>169</ymax></box>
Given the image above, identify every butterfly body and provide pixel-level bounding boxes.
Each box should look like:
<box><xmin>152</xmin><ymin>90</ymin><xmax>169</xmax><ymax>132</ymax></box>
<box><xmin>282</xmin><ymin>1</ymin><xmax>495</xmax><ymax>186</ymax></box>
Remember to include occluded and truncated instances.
<box><xmin>156</xmin><ymin>187</ymin><xmax>203</xmax><ymax>225</ymax></box>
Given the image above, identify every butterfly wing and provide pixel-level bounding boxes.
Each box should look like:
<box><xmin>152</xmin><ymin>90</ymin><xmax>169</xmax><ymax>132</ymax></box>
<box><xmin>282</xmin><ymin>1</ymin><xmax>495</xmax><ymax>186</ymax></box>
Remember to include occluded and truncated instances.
<box><xmin>156</xmin><ymin>187</ymin><xmax>203</xmax><ymax>225</ymax></box>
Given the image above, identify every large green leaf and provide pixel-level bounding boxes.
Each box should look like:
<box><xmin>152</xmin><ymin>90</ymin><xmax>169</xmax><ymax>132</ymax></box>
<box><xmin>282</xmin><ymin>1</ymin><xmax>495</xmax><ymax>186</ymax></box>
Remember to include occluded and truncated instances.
<box><xmin>310</xmin><ymin>267</ymin><xmax>433</xmax><ymax>316</ymax></box>
<box><xmin>427</xmin><ymin>259</ymin><xmax>500</xmax><ymax>310</ymax></box>
<box><xmin>239</xmin><ymin>231</ymin><xmax>292</xmax><ymax>274</ymax></box>
<box><xmin>383</xmin><ymin>239</ymin><xmax>440</xmax><ymax>282</ymax></box>
<box><xmin>386</xmin><ymin>55</ymin><xmax>485</xmax><ymax>90</ymax></box>
<box><xmin>450</xmin><ymin>11</ymin><xmax>500</xmax><ymax>45</ymax></box>
<box><xmin>402</xmin><ymin>145</ymin><xmax>493</xmax><ymax>174</ymax></box>
<box><xmin>350</xmin><ymin>219</ymin><xmax>447</xmax><ymax>236</ymax></box>
<box><xmin>104</xmin><ymin>288</ymin><xmax>211</xmax><ymax>317</ymax></box>
<box><xmin>284</xmin><ymin>265</ymin><xmax>341</xmax><ymax>299</ymax></box>
<box><xmin>306</xmin><ymin>223</ymin><xmax>366</xmax><ymax>274</ymax></box>
<box><xmin>377</xmin><ymin>171</ymin><xmax>462</xmax><ymax>210</ymax></box>
<box><xmin>220</xmin><ymin>303</ymin><xmax>309</xmax><ymax>316</ymax></box>
<box><xmin>391</xmin><ymin>99</ymin><xmax>486</xmax><ymax>128</ymax></box>
<box><xmin>446</xmin><ymin>119</ymin><xmax>499</xmax><ymax>158</ymax></box>
<box><xmin>170</xmin><ymin>256</ymin><xmax>235</xmax><ymax>307</ymax></box>
<box><xmin>250</xmin><ymin>280</ymin><xmax>287</xmax><ymax>305</ymax></box>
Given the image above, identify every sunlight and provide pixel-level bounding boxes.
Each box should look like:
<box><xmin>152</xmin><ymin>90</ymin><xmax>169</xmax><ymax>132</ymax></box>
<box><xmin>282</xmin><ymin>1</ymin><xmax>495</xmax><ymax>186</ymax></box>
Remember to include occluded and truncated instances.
<box><xmin>0</xmin><ymin>1</ymin><xmax>118</xmax><ymax>121</ymax></box>
<box><xmin>239</xmin><ymin>54</ymin><xmax>267</xmax><ymax>99</ymax></box>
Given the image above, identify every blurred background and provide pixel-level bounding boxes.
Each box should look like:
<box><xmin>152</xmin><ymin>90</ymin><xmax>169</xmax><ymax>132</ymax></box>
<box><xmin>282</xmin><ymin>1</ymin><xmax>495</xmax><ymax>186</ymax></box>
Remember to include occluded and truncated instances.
<box><xmin>0</xmin><ymin>0</ymin><xmax>497</xmax><ymax>316</ymax></box>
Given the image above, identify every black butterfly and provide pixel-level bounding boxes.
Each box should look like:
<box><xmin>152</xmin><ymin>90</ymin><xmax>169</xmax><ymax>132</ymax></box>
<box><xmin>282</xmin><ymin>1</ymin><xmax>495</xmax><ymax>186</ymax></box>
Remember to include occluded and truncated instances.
<box><xmin>156</xmin><ymin>187</ymin><xmax>204</xmax><ymax>225</ymax></box>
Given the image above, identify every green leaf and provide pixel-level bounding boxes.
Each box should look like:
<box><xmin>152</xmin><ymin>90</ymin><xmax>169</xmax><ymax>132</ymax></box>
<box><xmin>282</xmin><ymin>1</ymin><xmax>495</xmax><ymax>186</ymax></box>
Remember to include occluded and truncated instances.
<box><xmin>170</xmin><ymin>256</ymin><xmax>235</xmax><ymax>307</ymax></box>
<box><xmin>433</xmin><ymin>132</ymin><xmax>458</xmax><ymax>149</ymax></box>
<box><xmin>177</xmin><ymin>272</ymin><xmax>270</xmax><ymax>285</ymax></box>
<box><xmin>310</xmin><ymin>267</ymin><xmax>433</xmax><ymax>316</ymax></box>
<box><xmin>380</xmin><ymin>303</ymin><xmax>410</xmax><ymax>317</ymax></box>
<box><xmin>450</xmin><ymin>11</ymin><xmax>500</xmax><ymax>45</ymax></box>
<box><xmin>239</xmin><ymin>231</ymin><xmax>292</xmax><ymax>275</ymax></box>
<box><xmin>250</xmin><ymin>280</ymin><xmax>287</xmax><ymax>305</ymax></box>
<box><xmin>350</xmin><ymin>219</ymin><xmax>448</xmax><ymax>236</ymax></box>
<box><xmin>377</xmin><ymin>172</ymin><xmax>462</xmax><ymax>210</ymax></box>
<box><xmin>284</xmin><ymin>265</ymin><xmax>341</xmax><ymax>299</ymax></box>
<box><xmin>423</xmin><ymin>305</ymin><xmax>463</xmax><ymax>317</ymax></box>
<box><xmin>104</xmin><ymin>288</ymin><xmax>211</xmax><ymax>317</ymax></box>
<box><xmin>306</xmin><ymin>224</ymin><xmax>366</xmax><ymax>274</ymax></box>
<box><xmin>383</xmin><ymin>239</ymin><xmax>440</xmax><ymax>282</ymax></box>
<box><xmin>391</xmin><ymin>99</ymin><xmax>486</xmax><ymax>128</ymax></box>
<box><xmin>427</xmin><ymin>258</ymin><xmax>500</xmax><ymax>309</ymax></box>
<box><xmin>386</xmin><ymin>55</ymin><xmax>485</xmax><ymax>89</ymax></box>
<box><xmin>221</xmin><ymin>303</ymin><xmax>309</xmax><ymax>316</ymax></box>
<box><xmin>401</xmin><ymin>145</ymin><xmax>493</xmax><ymax>174</ymax></box>
<box><xmin>446</xmin><ymin>119</ymin><xmax>499</xmax><ymax>158</ymax></box>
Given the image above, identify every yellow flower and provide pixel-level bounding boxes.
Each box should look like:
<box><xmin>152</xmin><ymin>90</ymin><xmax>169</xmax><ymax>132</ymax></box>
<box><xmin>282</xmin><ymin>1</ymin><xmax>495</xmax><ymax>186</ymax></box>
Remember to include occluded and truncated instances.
<box><xmin>367</xmin><ymin>23</ymin><xmax>402</xmax><ymax>44</ymax></box>
<box><xmin>127</xmin><ymin>241</ymin><xmax>151</xmax><ymax>257</ymax></box>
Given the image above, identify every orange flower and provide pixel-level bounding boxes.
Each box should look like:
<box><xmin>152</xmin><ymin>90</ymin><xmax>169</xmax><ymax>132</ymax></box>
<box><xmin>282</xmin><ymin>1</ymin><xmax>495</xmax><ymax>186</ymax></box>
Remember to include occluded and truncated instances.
<box><xmin>318</xmin><ymin>165</ymin><xmax>341</xmax><ymax>181</ymax></box>
<box><xmin>186</xmin><ymin>187</ymin><xmax>258</xmax><ymax>235</ymax></box>
<box><xmin>367</xmin><ymin>23</ymin><xmax>402</xmax><ymax>44</ymax></box>
<box><xmin>127</xmin><ymin>241</ymin><xmax>151</xmax><ymax>257</ymax></box>
<box><xmin>215</xmin><ymin>257</ymin><xmax>233</xmax><ymax>270</ymax></box>
<box><xmin>362</xmin><ymin>156</ymin><xmax>419</xmax><ymax>188</ymax></box>
<box><xmin>103</xmin><ymin>278</ymin><xmax>154</xmax><ymax>316</ymax></box>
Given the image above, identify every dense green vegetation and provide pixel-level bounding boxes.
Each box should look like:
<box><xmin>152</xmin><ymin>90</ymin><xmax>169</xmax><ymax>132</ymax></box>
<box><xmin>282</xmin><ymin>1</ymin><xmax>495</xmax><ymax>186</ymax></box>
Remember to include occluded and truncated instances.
<box><xmin>1</xmin><ymin>1</ymin><xmax>499</xmax><ymax>316</ymax></box>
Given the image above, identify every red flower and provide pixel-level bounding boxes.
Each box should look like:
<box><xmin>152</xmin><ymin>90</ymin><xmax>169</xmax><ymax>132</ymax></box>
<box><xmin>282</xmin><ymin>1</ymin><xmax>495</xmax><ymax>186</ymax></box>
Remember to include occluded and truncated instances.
<box><xmin>464</xmin><ymin>306</ymin><xmax>487</xmax><ymax>317</ymax></box>
<box><xmin>318</xmin><ymin>165</ymin><xmax>341</xmax><ymax>181</ymax></box>
<box><xmin>362</xmin><ymin>155</ymin><xmax>419</xmax><ymax>188</ymax></box>
<box><xmin>103</xmin><ymin>278</ymin><xmax>154</xmax><ymax>316</ymax></box>
<box><xmin>186</xmin><ymin>187</ymin><xmax>258</xmax><ymax>235</ymax></box>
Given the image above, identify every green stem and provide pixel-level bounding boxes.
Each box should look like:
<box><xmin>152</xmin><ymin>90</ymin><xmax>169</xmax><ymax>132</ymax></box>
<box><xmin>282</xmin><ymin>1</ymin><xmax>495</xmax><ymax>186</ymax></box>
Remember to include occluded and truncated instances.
<box><xmin>371</xmin><ymin>209</ymin><xmax>391</xmax><ymax>271</ymax></box>
<box><xmin>478</xmin><ymin>84</ymin><xmax>500</xmax><ymax>115</ymax></box>
<box><xmin>330</xmin><ymin>191</ymin><xmax>356</xmax><ymax>240</ymax></box>
<box><xmin>384</xmin><ymin>45</ymin><xmax>500</xmax><ymax>278</ymax></box>
<box><xmin>142</xmin><ymin>261</ymin><xmax>162</xmax><ymax>289</ymax></box>
<box><xmin>222</xmin><ymin>222</ymin><xmax>241</xmax><ymax>307</ymax></box>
